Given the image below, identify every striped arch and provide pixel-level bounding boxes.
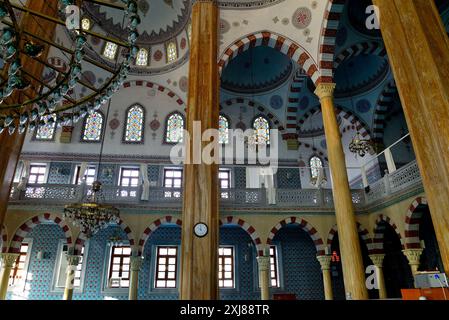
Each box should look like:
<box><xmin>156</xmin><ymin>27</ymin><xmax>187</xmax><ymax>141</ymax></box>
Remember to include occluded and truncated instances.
<box><xmin>8</xmin><ymin>214</ymin><xmax>72</xmax><ymax>253</ymax></box>
<box><xmin>266</xmin><ymin>217</ymin><xmax>326</xmax><ymax>255</ymax></box>
<box><xmin>318</xmin><ymin>0</ymin><xmax>347</xmax><ymax>80</ymax></box>
<box><xmin>219</xmin><ymin>97</ymin><xmax>287</xmax><ymax>139</ymax></box>
<box><xmin>137</xmin><ymin>216</ymin><xmax>182</xmax><ymax>256</ymax></box>
<box><xmin>404</xmin><ymin>196</ymin><xmax>428</xmax><ymax>249</ymax></box>
<box><xmin>1</xmin><ymin>225</ymin><xmax>7</xmax><ymax>253</ymax></box>
<box><xmin>372</xmin><ymin>214</ymin><xmax>405</xmax><ymax>254</ymax></box>
<box><xmin>285</xmin><ymin>69</ymin><xmax>307</xmax><ymax>136</ymax></box>
<box><xmin>218</xmin><ymin>31</ymin><xmax>322</xmax><ymax>84</ymax></box>
<box><xmin>297</xmin><ymin>141</ymin><xmax>328</xmax><ymax>162</ymax></box>
<box><xmin>122</xmin><ymin>80</ymin><xmax>186</xmax><ymax>107</ymax></box>
<box><xmin>297</xmin><ymin>105</ymin><xmax>372</xmax><ymax>139</ymax></box>
<box><xmin>372</xmin><ymin>80</ymin><xmax>398</xmax><ymax>144</ymax></box>
<box><xmin>75</xmin><ymin>218</ymin><xmax>135</xmax><ymax>255</ymax></box>
<box><xmin>327</xmin><ymin>222</ymin><xmax>375</xmax><ymax>254</ymax></box>
<box><xmin>220</xmin><ymin>216</ymin><xmax>264</xmax><ymax>257</ymax></box>
<box><xmin>334</xmin><ymin>41</ymin><xmax>387</xmax><ymax>70</ymax></box>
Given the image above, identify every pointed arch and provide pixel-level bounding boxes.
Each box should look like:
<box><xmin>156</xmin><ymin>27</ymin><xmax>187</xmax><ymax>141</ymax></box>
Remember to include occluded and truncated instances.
<box><xmin>164</xmin><ymin>111</ymin><xmax>185</xmax><ymax>144</ymax></box>
<box><xmin>123</xmin><ymin>103</ymin><xmax>145</xmax><ymax>143</ymax></box>
<box><xmin>8</xmin><ymin>214</ymin><xmax>72</xmax><ymax>253</ymax></box>
<box><xmin>220</xmin><ymin>216</ymin><xmax>263</xmax><ymax>256</ymax></box>
<box><xmin>327</xmin><ymin>222</ymin><xmax>374</xmax><ymax>254</ymax></box>
<box><xmin>137</xmin><ymin>216</ymin><xmax>182</xmax><ymax>256</ymax></box>
<box><xmin>372</xmin><ymin>80</ymin><xmax>398</xmax><ymax>144</ymax></box>
<box><xmin>372</xmin><ymin>214</ymin><xmax>405</xmax><ymax>254</ymax></box>
<box><xmin>81</xmin><ymin>110</ymin><xmax>104</xmax><ymax>142</ymax></box>
<box><xmin>334</xmin><ymin>41</ymin><xmax>387</xmax><ymax>70</ymax></box>
<box><xmin>404</xmin><ymin>196</ymin><xmax>428</xmax><ymax>249</ymax></box>
<box><xmin>266</xmin><ymin>217</ymin><xmax>326</xmax><ymax>255</ymax></box>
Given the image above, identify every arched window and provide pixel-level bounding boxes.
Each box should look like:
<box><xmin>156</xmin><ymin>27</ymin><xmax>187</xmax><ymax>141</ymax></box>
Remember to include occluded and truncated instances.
<box><xmin>103</xmin><ymin>42</ymin><xmax>118</xmax><ymax>60</ymax></box>
<box><xmin>35</xmin><ymin>114</ymin><xmax>56</xmax><ymax>140</ymax></box>
<box><xmin>81</xmin><ymin>17</ymin><xmax>91</xmax><ymax>31</ymax></box>
<box><xmin>165</xmin><ymin>112</ymin><xmax>184</xmax><ymax>143</ymax></box>
<box><xmin>219</xmin><ymin>115</ymin><xmax>229</xmax><ymax>144</ymax></box>
<box><xmin>82</xmin><ymin>111</ymin><xmax>103</xmax><ymax>142</ymax></box>
<box><xmin>309</xmin><ymin>156</ymin><xmax>323</xmax><ymax>180</ymax></box>
<box><xmin>166</xmin><ymin>41</ymin><xmax>177</xmax><ymax>63</ymax></box>
<box><xmin>124</xmin><ymin>105</ymin><xmax>144</xmax><ymax>143</ymax></box>
<box><xmin>135</xmin><ymin>48</ymin><xmax>149</xmax><ymax>66</ymax></box>
<box><xmin>253</xmin><ymin>116</ymin><xmax>270</xmax><ymax>145</ymax></box>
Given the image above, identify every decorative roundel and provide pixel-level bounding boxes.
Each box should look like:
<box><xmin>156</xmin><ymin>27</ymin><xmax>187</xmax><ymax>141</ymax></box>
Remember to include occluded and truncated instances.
<box><xmin>292</xmin><ymin>7</ymin><xmax>312</xmax><ymax>29</ymax></box>
<box><xmin>356</xmin><ymin>99</ymin><xmax>372</xmax><ymax>113</ymax></box>
<box><xmin>150</xmin><ymin>119</ymin><xmax>161</xmax><ymax>131</ymax></box>
<box><xmin>153</xmin><ymin>50</ymin><xmax>163</xmax><ymax>62</ymax></box>
<box><xmin>299</xmin><ymin>96</ymin><xmax>310</xmax><ymax>110</ymax></box>
<box><xmin>336</xmin><ymin>26</ymin><xmax>348</xmax><ymax>47</ymax></box>
<box><xmin>180</xmin><ymin>38</ymin><xmax>187</xmax><ymax>50</ymax></box>
<box><xmin>220</xmin><ymin>19</ymin><xmax>231</xmax><ymax>34</ymax></box>
<box><xmin>109</xmin><ymin>118</ymin><xmax>120</xmax><ymax>130</ymax></box>
<box><xmin>270</xmin><ymin>95</ymin><xmax>283</xmax><ymax>109</ymax></box>
<box><xmin>82</xmin><ymin>71</ymin><xmax>96</xmax><ymax>85</ymax></box>
<box><xmin>179</xmin><ymin>76</ymin><xmax>188</xmax><ymax>92</ymax></box>
<box><xmin>236</xmin><ymin>121</ymin><xmax>246</xmax><ymax>131</ymax></box>
<box><xmin>320</xmin><ymin>139</ymin><xmax>327</xmax><ymax>150</ymax></box>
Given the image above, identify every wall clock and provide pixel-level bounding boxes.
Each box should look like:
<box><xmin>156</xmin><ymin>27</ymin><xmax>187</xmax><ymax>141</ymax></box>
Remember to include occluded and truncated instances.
<box><xmin>194</xmin><ymin>222</ymin><xmax>208</xmax><ymax>238</ymax></box>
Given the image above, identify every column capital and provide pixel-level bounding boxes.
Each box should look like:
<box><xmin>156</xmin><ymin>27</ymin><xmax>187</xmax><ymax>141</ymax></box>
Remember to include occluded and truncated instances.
<box><xmin>256</xmin><ymin>256</ymin><xmax>270</xmax><ymax>271</ymax></box>
<box><xmin>402</xmin><ymin>248</ymin><xmax>423</xmax><ymax>265</ymax></box>
<box><xmin>130</xmin><ymin>255</ymin><xmax>144</xmax><ymax>271</ymax></box>
<box><xmin>66</xmin><ymin>255</ymin><xmax>81</xmax><ymax>266</ymax></box>
<box><xmin>316</xmin><ymin>255</ymin><xmax>332</xmax><ymax>271</ymax></box>
<box><xmin>0</xmin><ymin>253</ymin><xmax>19</xmax><ymax>268</ymax></box>
<box><xmin>314</xmin><ymin>83</ymin><xmax>336</xmax><ymax>101</ymax></box>
<box><xmin>369</xmin><ymin>254</ymin><xmax>385</xmax><ymax>267</ymax></box>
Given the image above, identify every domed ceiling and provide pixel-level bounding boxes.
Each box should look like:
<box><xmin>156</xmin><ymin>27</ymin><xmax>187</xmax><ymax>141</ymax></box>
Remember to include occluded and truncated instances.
<box><xmin>84</xmin><ymin>0</ymin><xmax>191</xmax><ymax>45</ymax></box>
<box><xmin>218</xmin><ymin>0</ymin><xmax>285</xmax><ymax>9</ymax></box>
<box><xmin>221</xmin><ymin>46</ymin><xmax>293</xmax><ymax>94</ymax></box>
<box><xmin>334</xmin><ymin>54</ymin><xmax>389</xmax><ymax>97</ymax></box>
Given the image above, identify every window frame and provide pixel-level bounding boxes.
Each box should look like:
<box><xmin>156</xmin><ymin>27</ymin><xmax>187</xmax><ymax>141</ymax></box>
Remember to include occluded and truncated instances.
<box><xmin>162</xmin><ymin>167</ymin><xmax>183</xmax><ymax>198</ymax></box>
<box><xmin>153</xmin><ymin>245</ymin><xmax>179</xmax><ymax>289</ymax></box>
<box><xmin>81</xmin><ymin>111</ymin><xmax>105</xmax><ymax>143</ymax></box>
<box><xmin>8</xmin><ymin>239</ymin><xmax>32</xmax><ymax>292</ymax></box>
<box><xmin>269</xmin><ymin>245</ymin><xmax>280</xmax><ymax>288</ymax></box>
<box><xmin>135</xmin><ymin>48</ymin><xmax>150</xmax><ymax>67</ymax></box>
<box><xmin>219</xmin><ymin>114</ymin><xmax>231</xmax><ymax>145</ymax></box>
<box><xmin>309</xmin><ymin>155</ymin><xmax>325</xmax><ymax>180</ymax></box>
<box><xmin>72</xmin><ymin>164</ymin><xmax>97</xmax><ymax>185</ymax></box>
<box><xmin>218</xmin><ymin>245</ymin><xmax>236</xmax><ymax>289</ymax></box>
<box><xmin>122</xmin><ymin>104</ymin><xmax>145</xmax><ymax>144</ymax></box>
<box><xmin>164</xmin><ymin>112</ymin><xmax>185</xmax><ymax>145</ymax></box>
<box><xmin>251</xmin><ymin>115</ymin><xmax>271</xmax><ymax>146</ymax></box>
<box><xmin>102</xmin><ymin>242</ymin><xmax>132</xmax><ymax>293</ymax></box>
<box><xmin>32</xmin><ymin>115</ymin><xmax>57</xmax><ymax>142</ymax></box>
<box><xmin>118</xmin><ymin>166</ymin><xmax>140</xmax><ymax>198</ymax></box>
<box><xmin>28</xmin><ymin>163</ymin><xmax>50</xmax><ymax>184</ymax></box>
<box><xmin>165</xmin><ymin>40</ymin><xmax>178</xmax><ymax>63</ymax></box>
<box><xmin>102</xmin><ymin>41</ymin><xmax>119</xmax><ymax>61</ymax></box>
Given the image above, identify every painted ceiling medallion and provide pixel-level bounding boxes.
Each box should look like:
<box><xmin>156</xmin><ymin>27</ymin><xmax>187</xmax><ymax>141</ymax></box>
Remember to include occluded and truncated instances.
<box><xmin>84</xmin><ymin>0</ymin><xmax>190</xmax><ymax>45</ymax></box>
<box><xmin>292</xmin><ymin>7</ymin><xmax>312</xmax><ymax>29</ymax></box>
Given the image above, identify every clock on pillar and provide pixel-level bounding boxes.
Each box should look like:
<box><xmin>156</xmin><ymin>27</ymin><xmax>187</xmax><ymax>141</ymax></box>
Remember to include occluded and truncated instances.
<box><xmin>194</xmin><ymin>223</ymin><xmax>209</xmax><ymax>238</ymax></box>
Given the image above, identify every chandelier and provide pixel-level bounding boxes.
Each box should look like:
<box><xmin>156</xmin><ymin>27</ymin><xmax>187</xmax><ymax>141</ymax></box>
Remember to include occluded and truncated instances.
<box><xmin>349</xmin><ymin>131</ymin><xmax>374</xmax><ymax>157</ymax></box>
<box><xmin>63</xmin><ymin>181</ymin><xmax>120</xmax><ymax>238</ymax></box>
<box><xmin>0</xmin><ymin>0</ymin><xmax>141</xmax><ymax>135</ymax></box>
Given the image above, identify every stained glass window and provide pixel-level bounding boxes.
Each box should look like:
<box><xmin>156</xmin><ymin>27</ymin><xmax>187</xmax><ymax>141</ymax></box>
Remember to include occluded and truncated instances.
<box><xmin>81</xmin><ymin>18</ymin><xmax>91</xmax><ymax>31</ymax></box>
<box><xmin>219</xmin><ymin>115</ymin><xmax>229</xmax><ymax>144</ymax></box>
<box><xmin>165</xmin><ymin>112</ymin><xmax>184</xmax><ymax>143</ymax></box>
<box><xmin>135</xmin><ymin>48</ymin><xmax>148</xmax><ymax>66</ymax></box>
<box><xmin>253</xmin><ymin>116</ymin><xmax>270</xmax><ymax>145</ymax></box>
<box><xmin>166</xmin><ymin>41</ymin><xmax>177</xmax><ymax>62</ymax></box>
<box><xmin>310</xmin><ymin>156</ymin><xmax>323</xmax><ymax>180</ymax></box>
<box><xmin>82</xmin><ymin>111</ymin><xmax>103</xmax><ymax>142</ymax></box>
<box><xmin>125</xmin><ymin>105</ymin><xmax>144</xmax><ymax>142</ymax></box>
<box><xmin>103</xmin><ymin>42</ymin><xmax>118</xmax><ymax>60</ymax></box>
<box><xmin>187</xmin><ymin>22</ymin><xmax>192</xmax><ymax>42</ymax></box>
<box><xmin>35</xmin><ymin>115</ymin><xmax>56</xmax><ymax>140</ymax></box>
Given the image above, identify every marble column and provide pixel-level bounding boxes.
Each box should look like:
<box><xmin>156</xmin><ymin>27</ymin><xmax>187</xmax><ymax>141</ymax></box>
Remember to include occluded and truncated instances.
<box><xmin>128</xmin><ymin>255</ymin><xmax>143</xmax><ymax>300</ymax></box>
<box><xmin>63</xmin><ymin>255</ymin><xmax>80</xmax><ymax>300</ymax></box>
<box><xmin>314</xmin><ymin>83</ymin><xmax>368</xmax><ymax>300</ymax></box>
<box><xmin>369</xmin><ymin>254</ymin><xmax>387</xmax><ymax>299</ymax></box>
<box><xmin>317</xmin><ymin>255</ymin><xmax>333</xmax><ymax>300</ymax></box>
<box><xmin>0</xmin><ymin>253</ymin><xmax>19</xmax><ymax>300</ymax></box>
<box><xmin>179</xmin><ymin>0</ymin><xmax>220</xmax><ymax>300</ymax></box>
<box><xmin>257</xmin><ymin>256</ymin><xmax>270</xmax><ymax>300</ymax></box>
<box><xmin>372</xmin><ymin>0</ymin><xmax>449</xmax><ymax>275</ymax></box>
<box><xmin>403</xmin><ymin>248</ymin><xmax>424</xmax><ymax>278</ymax></box>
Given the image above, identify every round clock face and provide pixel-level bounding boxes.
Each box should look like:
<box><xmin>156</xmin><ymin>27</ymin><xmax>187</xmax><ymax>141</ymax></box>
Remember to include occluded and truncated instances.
<box><xmin>194</xmin><ymin>222</ymin><xmax>208</xmax><ymax>238</ymax></box>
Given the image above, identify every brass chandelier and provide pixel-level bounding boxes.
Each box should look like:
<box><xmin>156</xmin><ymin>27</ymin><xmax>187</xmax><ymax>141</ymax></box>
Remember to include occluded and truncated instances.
<box><xmin>349</xmin><ymin>131</ymin><xmax>374</xmax><ymax>157</ymax></box>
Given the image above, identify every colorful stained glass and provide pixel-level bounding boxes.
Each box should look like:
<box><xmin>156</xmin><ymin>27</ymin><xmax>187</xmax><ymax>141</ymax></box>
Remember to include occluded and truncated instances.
<box><xmin>35</xmin><ymin>115</ymin><xmax>56</xmax><ymax>140</ymax></box>
<box><xmin>253</xmin><ymin>116</ymin><xmax>270</xmax><ymax>145</ymax></box>
<box><xmin>136</xmin><ymin>48</ymin><xmax>148</xmax><ymax>66</ymax></box>
<box><xmin>166</xmin><ymin>41</ymin><xmax>177</xmax><ymax>62</ymax></box>
<box><xmin>219</xmin><ymin>115</ymin><xmax>229</xmax><ymax>144</ymax></box>
<box><xmin>310</xmin><ymin>156</ymin><xmax>323</xmax><ymax>180</ymax></box>
<box><xmin>125</xmin><ymin>105</ymin><xmax>144</xmax><ymax>142</ymax></box>
<box><xmin>165</xmin><ymin>113</ymin><xmax>184</xmax><ymax>143</ymax></box>
<box><xmin>103</xmin><ymin>42</ymin><xmax>118</xmax><ymax>60</ymax></box>
<box><xmin>82</xmin><ymin>111</ymin><xmax>103</xmax><ymax>141</ymax></box>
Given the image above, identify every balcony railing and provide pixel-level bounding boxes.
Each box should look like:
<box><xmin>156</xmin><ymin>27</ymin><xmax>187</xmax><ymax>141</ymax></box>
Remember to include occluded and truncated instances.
<box><xmin>9</xmin><ymin>160</ymin><xmax>422</xmax><ymax>211</ymax></box>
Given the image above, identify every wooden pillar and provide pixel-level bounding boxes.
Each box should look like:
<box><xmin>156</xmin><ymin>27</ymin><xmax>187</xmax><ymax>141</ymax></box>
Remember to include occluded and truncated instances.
<box><xmin>372</xmin><ymin>0</ymin><xmax>449</xmax><ymax>275</ymax></box>
<box><xmin>0</xmin><ymin>1</ymin><xmax>59</xmax><ymax>230</ymax></box>
<box><xmin>317</xmin><ymin>255</ymin><xmax>333</xmax><ymax>300</ymax></box>
<box><xmin>180</xmin><ymin>0</ymin><xmax>219</xmax><ymax>300</ymax></box>
<box><xmin>315</xmin><ymin>83</ymin><xmax>369</xmax><ymax>300</ymax></box>
<box><xmin>63</xmin><ymin>255</ymin><xmax>80</xmax><ymax>300</ymax></box>
<box><xmin>128</xmin><ymin>256</ymin><xmax>143</xmax><ymax>300</ymax></box>
<box><xmin>369</xmin><ymin>254</ymin><xmax>387</xmax><ymax>299</ymax></box>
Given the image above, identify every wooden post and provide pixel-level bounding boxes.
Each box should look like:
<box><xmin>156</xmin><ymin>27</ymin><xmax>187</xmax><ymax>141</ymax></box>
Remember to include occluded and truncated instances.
<box><xmin>372</xmin><ymin>0</ymin><xmax>449</xmax><ymax>275</ymax></box>
<box><xmin>315</xmin><ymin>83</ymin><xmax>369</xmax><ymax>300</ymax></box>
<box><xmin>180</xmin><ymin>0</ymin><xmax>219</xmax><ymax>300</ymax></box>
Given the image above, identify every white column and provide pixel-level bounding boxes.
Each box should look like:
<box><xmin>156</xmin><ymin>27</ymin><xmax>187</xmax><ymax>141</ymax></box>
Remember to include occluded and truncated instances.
<box><xmin>63</xmin><ymin>255</ymin><xmax>80</xmax><ymax>300</ymax></box>
<box><xmin>384</xmin><ymin>148</ymin><xmax>397</xmax><ymax>174</ymax></box>
<box><xmin>129</xmin><ymin>255</ymin><xmax>143</xmax><ymax>300</ymax></box>
<box><xmin>0</xmin><ymin>253</ymin><xmax>19</xmax><ymax>300</ymax></box>
<box><xmin>256</xmin><ymin>256</ymin><xmax>270</xmax><ymax>300</ymax></box>
<box><xmin>317</xmin><ymin>255</ymin><xmax>333</xmax><ymax>300</ymax></box>
<box><xmin>369</xmin><ymin>254</ymin><xmax>387</xmax><ymax>299</ymax></box>
<box><xmin>403</xmin><ymin>248</ymin><xmax>424</xmax><ymax>279</ymax></box>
